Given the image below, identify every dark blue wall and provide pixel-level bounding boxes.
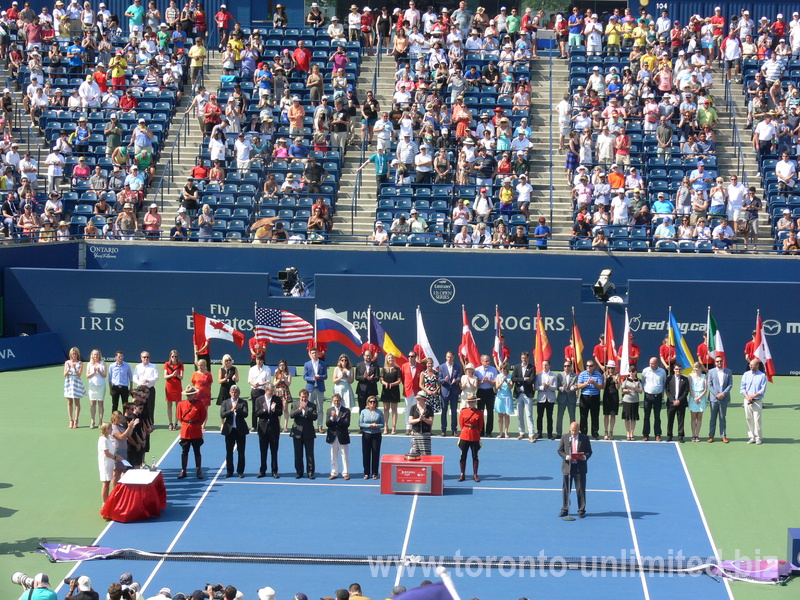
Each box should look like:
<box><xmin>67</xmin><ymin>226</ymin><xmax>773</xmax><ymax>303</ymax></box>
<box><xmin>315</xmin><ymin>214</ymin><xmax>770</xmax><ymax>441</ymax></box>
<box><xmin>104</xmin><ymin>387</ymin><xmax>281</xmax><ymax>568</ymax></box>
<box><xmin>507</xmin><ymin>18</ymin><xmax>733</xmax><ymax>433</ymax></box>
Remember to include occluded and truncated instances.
<box><xmin>5</xmin><ymin>256</ymin><xmax>800</xmax><ymax>375</ymax></box>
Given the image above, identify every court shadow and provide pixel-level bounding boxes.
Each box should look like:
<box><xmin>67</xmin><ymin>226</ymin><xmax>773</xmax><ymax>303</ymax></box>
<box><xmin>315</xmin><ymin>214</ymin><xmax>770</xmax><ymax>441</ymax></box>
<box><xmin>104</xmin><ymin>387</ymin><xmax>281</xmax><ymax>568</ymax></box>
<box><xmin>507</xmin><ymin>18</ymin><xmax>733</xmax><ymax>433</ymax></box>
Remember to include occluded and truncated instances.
<box><xmin>443</xmin><ymin>487</ymin><xmax>474</xmax><ymax>496</ymax></box>
<box><xmin>480</xmin><ymin>475</ymin><xmax>554</xmax><ymax>482</ymax></box>
<box><xmin>584</xmin><ymin>511</ymin><xmax>659</xmax><ymax>519</ymax></box>
<box><xmin>0</xmin><ymin>506</ymin><xmax>18</xmax><ymax>519</ymax></box>
<box><xmin>0</xmin><ymin>482</ymin><xmax>12</xmax><ymax>489</ymax></box>
<box><xmin>0</xmin><ymin>537</ymin><xmax>96</xmax><ymax>557</ymax></box>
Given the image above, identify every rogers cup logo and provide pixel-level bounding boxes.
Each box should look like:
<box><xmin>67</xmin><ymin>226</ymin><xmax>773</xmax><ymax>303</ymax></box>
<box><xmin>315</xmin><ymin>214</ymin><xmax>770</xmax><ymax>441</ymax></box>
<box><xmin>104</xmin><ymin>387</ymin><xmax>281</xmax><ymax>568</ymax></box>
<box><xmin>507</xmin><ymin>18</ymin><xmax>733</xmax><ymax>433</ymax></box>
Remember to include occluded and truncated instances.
<box><xmin>430</xmin><ymin>278</ymin><xmax>456</xmax><ymax>304</ymax></box>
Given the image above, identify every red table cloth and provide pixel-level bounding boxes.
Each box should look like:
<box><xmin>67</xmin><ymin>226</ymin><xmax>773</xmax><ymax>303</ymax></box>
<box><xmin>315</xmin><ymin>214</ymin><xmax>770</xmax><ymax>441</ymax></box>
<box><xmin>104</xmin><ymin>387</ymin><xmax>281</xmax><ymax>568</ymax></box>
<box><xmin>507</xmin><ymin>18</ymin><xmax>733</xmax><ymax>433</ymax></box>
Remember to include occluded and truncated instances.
<box><xmin>101</xmin><ymin>470</ymin><xmax>167</xmax><ymax>522</ymax></box>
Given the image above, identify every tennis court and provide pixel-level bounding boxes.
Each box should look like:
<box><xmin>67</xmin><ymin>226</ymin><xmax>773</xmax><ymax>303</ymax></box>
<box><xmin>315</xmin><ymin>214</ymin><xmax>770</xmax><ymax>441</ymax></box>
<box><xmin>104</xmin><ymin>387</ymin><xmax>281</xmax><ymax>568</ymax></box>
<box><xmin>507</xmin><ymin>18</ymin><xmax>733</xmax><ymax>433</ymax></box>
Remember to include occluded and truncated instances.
<box><xmin>56</xmin><ymin>433</ymin><xmax>733</xmax><ymax>600</ymax></box>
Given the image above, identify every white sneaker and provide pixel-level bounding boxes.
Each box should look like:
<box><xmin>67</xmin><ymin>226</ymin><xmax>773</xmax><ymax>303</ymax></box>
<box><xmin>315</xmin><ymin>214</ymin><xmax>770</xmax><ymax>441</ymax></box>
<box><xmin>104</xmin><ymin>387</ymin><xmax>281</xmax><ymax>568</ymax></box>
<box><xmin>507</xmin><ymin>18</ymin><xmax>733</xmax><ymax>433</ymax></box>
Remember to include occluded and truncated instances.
<box><xmin>747</xmin><ymin>438</ymin><xmax>756</xmax><ymax>444</ymax></box>
<box><xmin>755</xmin><ymin>439</ymin><xmax>762</xmax><ymax>445</ymax></box>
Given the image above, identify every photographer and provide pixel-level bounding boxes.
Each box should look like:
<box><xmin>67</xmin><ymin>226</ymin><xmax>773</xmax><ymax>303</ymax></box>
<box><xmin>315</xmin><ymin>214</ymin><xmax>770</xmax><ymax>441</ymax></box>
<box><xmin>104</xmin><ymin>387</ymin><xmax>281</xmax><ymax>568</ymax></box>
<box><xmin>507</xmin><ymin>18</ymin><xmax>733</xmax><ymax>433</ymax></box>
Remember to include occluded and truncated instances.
<box><xmin>15</xmin><ymin>573</ymin><xmax>56</xmax><ymax>600</ymax></box>
<box><xmin>65</xmin><ymin>576</ymin><xmax>98</xmax><ymax>600</ymax></box>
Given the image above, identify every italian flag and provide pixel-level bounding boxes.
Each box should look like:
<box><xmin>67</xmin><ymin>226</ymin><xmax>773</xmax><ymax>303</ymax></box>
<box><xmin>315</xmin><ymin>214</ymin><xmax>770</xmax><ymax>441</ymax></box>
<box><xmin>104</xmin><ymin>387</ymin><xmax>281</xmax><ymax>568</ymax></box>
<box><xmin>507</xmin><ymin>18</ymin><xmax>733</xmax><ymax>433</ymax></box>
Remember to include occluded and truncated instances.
<box><xmin>706</xmin><ymin>309</ymin><xmax>726</xmax><ymax>367</ymax></box>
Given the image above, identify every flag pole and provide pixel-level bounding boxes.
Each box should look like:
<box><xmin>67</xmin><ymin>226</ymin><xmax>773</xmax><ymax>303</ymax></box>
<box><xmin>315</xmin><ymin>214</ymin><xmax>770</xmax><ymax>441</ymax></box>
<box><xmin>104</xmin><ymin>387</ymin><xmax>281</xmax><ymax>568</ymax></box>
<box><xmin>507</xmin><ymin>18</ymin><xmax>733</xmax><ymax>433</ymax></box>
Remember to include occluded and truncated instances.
<box><xmin>367</xmin><ymin>305</ymin><xmax>372</xmax><ymax>346</ymax></box>
<box><xmin>435</xmin><ymin>566</ymin><xmax>463</xmax><ymax>600</ymax></box>
<box><xmin>313</xmin><ymin>304</ymin><xmax>318</xmax><ymax>345</ymax></box>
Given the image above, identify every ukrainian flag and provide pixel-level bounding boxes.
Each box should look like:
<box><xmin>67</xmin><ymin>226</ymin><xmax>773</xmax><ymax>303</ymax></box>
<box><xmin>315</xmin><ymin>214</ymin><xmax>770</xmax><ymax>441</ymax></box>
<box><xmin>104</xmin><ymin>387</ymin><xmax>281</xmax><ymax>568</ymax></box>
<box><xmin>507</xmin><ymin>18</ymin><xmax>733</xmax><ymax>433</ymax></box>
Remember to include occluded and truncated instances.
<box><xmin>668</xmin><ymin>309</ymin><xmax>695</xmax><ymax>375</ymax></box>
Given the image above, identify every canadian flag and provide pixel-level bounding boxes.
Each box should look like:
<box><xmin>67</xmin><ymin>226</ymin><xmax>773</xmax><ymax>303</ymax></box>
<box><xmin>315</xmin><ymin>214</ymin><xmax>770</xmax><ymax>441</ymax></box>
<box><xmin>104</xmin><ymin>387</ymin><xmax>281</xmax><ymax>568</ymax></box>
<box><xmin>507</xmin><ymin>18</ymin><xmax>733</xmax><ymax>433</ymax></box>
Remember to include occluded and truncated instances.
<box><xmin>754</xmin><ymin>312</ymin><xmax>776</xmax><ymax>383</ymax></box>
<box><xmin>459</xmin><ymin>307</ymin><xmax>481</xmax><ymax>368</ymax></box>
<box><xmin>193</xmin><ymin>312</ymin><xmax>245</xmax><ymax>349</ymax></box>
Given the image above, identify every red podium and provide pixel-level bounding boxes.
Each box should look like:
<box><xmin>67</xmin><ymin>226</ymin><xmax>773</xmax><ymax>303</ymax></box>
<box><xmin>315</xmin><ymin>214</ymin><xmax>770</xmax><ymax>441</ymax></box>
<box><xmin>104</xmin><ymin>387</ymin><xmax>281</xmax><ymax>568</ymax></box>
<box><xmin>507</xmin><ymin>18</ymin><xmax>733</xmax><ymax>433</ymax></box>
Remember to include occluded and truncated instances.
<box><xmin>380</xmin><ymin>455</ymin><xmax>444</xmax><ymax>495</ymax></box>
<box><xmin>101</xmin><ymin>469</ymin><xmax>167</xmax><ymax>522</ymax></box>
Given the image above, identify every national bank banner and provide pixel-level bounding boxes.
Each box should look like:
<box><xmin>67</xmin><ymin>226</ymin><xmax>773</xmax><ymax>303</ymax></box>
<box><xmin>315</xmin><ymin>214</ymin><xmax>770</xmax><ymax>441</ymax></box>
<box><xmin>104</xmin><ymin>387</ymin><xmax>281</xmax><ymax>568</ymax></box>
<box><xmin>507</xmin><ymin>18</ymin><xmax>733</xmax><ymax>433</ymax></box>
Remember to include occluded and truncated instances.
<box><xmin>4</xmin><ymin>268</ymin><xmax>800</xmax><ymax>374</ymax></box>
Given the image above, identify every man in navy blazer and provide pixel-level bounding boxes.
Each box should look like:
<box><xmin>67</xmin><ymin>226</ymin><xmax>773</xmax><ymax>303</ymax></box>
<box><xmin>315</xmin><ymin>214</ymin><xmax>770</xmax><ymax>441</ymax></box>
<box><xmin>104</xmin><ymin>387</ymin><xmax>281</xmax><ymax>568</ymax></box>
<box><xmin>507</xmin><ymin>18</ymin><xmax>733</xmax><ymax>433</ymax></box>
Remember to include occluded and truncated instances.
<box><xmin>665</xmin><ymin>363</ymin><xmax>690</xmax><ymax>442</ymax></box>
<box><xmin>438</xmin><ymin>351</ymin><xmax>462</xmax><ymax>436</ymax></box>
<box><xmin>511</xmin><ymin>351</ymin><xmax>536</xmax><ymax>441</ymax></box>
<box><xmin>325</xmin><ymin>393</ymin><xmax>351</xmax><ymax>479</ymax></box>
<box><xmin>303</xmin><ymin>346</ymin><xmax>327</xmax><ymax>433</ymax></box>
<box><xmin>220</xmin><ymin>385</ymin><xmax>249</xmax><ymax>478</ymax></box>
<box><xmin>557</xmin><ymin>421</ymin><xmax>592</xmax><ymax>517</ymax></box>
<box><xmin>290</xmin><ymin>389</ymin><xmax>318</xmax><ymax>479</ymax></box>
<box><xmin>255</xmin><ymin>383</ymin><xmax>283</xmax><ymax>478</ymax></box>
<box><xmin>707</xmin><ymin>357</ymin><xmax>733</xmax><ymax>443</ymax></box>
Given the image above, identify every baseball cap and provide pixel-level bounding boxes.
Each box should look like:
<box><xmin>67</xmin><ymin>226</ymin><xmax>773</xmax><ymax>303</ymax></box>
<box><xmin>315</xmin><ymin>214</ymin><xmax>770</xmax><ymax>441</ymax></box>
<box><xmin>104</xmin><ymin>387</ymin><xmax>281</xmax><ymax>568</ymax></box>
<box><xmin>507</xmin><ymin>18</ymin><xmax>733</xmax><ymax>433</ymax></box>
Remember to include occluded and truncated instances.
<box><xmin>34</xmin><ymin>574</ymin><xmax>51</xmax><ymax>588</ymax></box>
<box><xmin>257</xmin><ymin>589</ymin><xmax>276</xmax><ymax>600</ymax></box>
<box><xmin>77</xmin><ymin>577</ymin><xmax>92</xmax><ymax>592</ymax></box>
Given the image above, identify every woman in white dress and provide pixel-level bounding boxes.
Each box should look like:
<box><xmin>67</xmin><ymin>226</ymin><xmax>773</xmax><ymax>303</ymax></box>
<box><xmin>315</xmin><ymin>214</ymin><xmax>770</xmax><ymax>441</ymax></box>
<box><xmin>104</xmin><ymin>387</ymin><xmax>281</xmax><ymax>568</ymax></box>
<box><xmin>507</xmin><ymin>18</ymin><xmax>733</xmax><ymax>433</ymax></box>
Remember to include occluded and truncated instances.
<box><xmin>333</xmin><ymin>354</ymin><xmax>355</xmax><ymax>409</ymax></box>
<box><xmin>98</xmin><ymin>422</ymin><xmax>119</xmax><ymax>503</ymax></box>
<box><xmin>459</xmin><ymin>363</ymin><xmax>478</xmax><ymax>410</ymax></box>
<box><xmin>64</xmin><ymin>346</ymin><xmax>86</xmax><ymax>429</ymax></box>
<box><xmin>86</xmin><ymin>348</ymin><xmax>107</xmax><ymax>429</ymax></box>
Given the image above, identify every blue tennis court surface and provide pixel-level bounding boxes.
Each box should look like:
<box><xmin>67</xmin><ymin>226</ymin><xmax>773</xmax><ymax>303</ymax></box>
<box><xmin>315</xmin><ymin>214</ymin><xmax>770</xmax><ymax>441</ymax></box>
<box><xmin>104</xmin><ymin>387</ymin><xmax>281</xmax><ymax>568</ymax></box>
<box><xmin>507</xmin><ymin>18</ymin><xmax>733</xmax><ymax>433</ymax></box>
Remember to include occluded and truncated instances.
<box><xmin>60</xmin><ymin>435</ymin><xmax>734</xmax><ymax>600</ymax></box>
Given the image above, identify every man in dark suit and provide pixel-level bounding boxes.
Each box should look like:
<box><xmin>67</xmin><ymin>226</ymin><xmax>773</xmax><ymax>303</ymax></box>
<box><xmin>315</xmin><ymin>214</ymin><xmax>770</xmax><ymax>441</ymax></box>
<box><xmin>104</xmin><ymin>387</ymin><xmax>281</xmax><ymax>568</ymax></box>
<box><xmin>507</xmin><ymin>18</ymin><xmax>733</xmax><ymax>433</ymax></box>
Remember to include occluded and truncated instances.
<box><xmin>303</xmin><ymin>347</ymin><xmax>327</xmax><ymax>433</ymax></box>
<box><xmin>290</xmin><ymin>388</ymin><xmax>318</xmax><ymax>479</ymax></box>
<box><xmin>511</xmin><ymin>351</ymin><xmax>536</xmax><ymax>441</ymax></box>
<box><xmin>665</xmin><ymin>363</ymin><xmax>690</xmax><ymax>442</ymax></box>
<box><xmin>557</xmin><ymin>421</ymin><xmax>592</xmax><ymax>518</ymax></box>
<box><xmin>325</xmin><ymin>392</ymin><xmax>351</xmax><ymax>479</ymax></box>
<box><xmin>355</xmin><ymin>349</ymin><xmax>379</xmax><ymax>412</ymax></box>
<box><xmin>438</xmin><ymin>351</ymin><xmax>462</xmax><ymax>436</ymax></box>
<box><xmin>707</xmin><ymin>356</ymin><xmax>732</xmax><ymax>443</ymax></box>
<box><xmin>255</xmin><ymin>383</ymin><xmax>283</xmax><ymax>478</ymax></box>
<box><xmin>220</xmin><ymin>385</ymin><xmax>249</xmax><ymax>478</ymax></box>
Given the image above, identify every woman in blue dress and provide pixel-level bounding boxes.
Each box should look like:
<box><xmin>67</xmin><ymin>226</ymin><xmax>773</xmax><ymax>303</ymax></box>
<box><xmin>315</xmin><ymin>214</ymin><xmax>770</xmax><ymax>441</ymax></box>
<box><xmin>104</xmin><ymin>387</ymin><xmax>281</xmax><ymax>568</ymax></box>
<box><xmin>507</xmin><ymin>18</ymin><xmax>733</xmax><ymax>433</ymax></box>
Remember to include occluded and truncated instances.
<box><xmin>689</xmin><ymin>361</ymin><xmax>708</xmax><ymax>442</ymax></box>
<box><xmin>333</xmin><ymin>353</ymin><xmax>355</xmax><ymax>410</ymax></box>
<box><xmin>494</xmin><ymin>362</ymin><xmax>513</xmax><ymax>438</ymax></box>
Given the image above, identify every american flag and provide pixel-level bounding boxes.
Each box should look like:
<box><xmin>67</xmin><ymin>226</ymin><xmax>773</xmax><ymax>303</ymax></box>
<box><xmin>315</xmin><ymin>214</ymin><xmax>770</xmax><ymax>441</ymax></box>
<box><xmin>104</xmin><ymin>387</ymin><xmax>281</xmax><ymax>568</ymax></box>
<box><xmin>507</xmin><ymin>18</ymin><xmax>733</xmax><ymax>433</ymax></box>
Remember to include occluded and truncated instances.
<box><xmin>254</xmin><ymin>307</ymin><xmax>314</xmax><ymax>344</ymax></box>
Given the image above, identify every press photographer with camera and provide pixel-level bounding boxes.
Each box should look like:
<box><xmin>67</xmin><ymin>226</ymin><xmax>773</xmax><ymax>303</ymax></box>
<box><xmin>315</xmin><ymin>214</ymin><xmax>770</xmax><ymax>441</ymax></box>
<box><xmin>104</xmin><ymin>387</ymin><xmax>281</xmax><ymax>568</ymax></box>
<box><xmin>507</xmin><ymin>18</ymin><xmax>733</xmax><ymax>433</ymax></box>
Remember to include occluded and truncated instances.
<box><xmin>65</xmin><ymin>575</ymin><xmax>99</xmax><ymax>600</ymax></box>
<box><xmin>12</xmin><ymin>572</ymin><xmax>56</xmax><ymax>600</ymax></box>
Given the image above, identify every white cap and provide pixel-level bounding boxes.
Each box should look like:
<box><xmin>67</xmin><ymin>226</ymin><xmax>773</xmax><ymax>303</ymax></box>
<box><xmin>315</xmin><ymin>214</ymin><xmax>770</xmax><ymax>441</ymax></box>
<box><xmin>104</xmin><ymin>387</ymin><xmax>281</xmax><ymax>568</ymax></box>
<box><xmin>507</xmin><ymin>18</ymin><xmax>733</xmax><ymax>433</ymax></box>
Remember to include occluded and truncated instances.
<box><xmin>150</xmin><ymin>203</ymin><xmax>158</xmax><ymax>209</ymax></box>
<box><xmin>178</xmin><ymin>206</ymin><xmax>187</xmax><ymax>213</ymax></box>
<box><xmin>77</xmin><ymin>576</ymin><xmax>92</xmax><ymax>592</ymax></box>
<box><xmin>777</xmin><ymin>13</ymin><xmax>783</xmax><ymax>19</ymax></box>
<box><xmin>257</xmin><ymin>588</ymin><xmax>276</xmax><ymax>600</ymax></box>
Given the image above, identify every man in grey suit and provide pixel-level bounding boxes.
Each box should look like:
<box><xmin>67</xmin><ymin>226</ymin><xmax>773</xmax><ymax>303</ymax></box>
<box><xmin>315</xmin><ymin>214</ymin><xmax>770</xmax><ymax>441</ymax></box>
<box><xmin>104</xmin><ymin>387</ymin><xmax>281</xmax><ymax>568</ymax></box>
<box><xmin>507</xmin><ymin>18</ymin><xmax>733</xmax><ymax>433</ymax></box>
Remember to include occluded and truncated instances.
<box><xmin>291</xmin><ymin>389</ymin><xmax>318</xmax><ymax>479</ymax></box>
<box><xmin>220</xmin><ymin>385</ymin><xmax>249</xmax><ymax>478</ymax></box>
<box><xmin>707</xmin><ymin>356</ymin><xmax>732</xmax><ymax>443</ymax></box>
<box><xmin>557</xmin><ymin>421</ymin><xmax>592</xmax><ymax>518</ymax></box>
<box><xmin>556</xmin><ymin>360</ymin><xmax>579</xmax><ymax>438</ymax></box>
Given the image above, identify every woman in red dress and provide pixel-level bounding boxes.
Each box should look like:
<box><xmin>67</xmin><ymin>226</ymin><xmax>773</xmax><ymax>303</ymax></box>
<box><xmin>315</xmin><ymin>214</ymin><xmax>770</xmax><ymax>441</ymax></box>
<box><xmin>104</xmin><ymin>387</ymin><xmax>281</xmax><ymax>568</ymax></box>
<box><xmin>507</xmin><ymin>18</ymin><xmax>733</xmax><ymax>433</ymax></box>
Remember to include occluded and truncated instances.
<box><xmin>191</xmin><ymin>358</ymin><xmax>213</xmax><ymax>430</ymax></box>
<box><xmin>163</xmin><ymin>349</ymin><xmax>184</xmax><ymax>431</ymax></box>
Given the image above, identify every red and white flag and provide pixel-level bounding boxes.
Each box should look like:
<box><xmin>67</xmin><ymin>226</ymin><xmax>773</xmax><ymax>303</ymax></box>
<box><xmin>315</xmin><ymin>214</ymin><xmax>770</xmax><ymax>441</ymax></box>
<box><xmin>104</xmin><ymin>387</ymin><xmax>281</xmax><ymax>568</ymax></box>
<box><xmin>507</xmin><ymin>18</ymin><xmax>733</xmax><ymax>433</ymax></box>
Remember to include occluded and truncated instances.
<box><xmin>754</xmin><ymin>312</ymin><xmax>776</xmax><ymax>382</ymax></box>
<box><xmin>459</xmin><ymin>307</ymin><xmax>481</xmax><ymax>368</ymax></box>
<box><xmin>604</xmin><ymin>308</ymin><xmax>617</xmax><ymax>365</ymax></box>
<box><xmin>619</xmin><ymin>308</ymin><xmax>630</xmax><ymax>376</ymax></box>
<box><xmin>193</xmin><ymin>311</ymin><xmax>245</xmax><ymax>349</ymax></box>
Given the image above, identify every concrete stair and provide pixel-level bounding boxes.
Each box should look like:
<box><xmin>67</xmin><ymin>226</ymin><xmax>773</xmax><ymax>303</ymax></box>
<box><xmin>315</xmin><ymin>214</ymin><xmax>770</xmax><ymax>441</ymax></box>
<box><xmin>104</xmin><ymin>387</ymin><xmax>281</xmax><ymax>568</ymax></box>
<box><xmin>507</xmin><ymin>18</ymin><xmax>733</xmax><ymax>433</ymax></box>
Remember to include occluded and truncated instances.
<box><xmin>527</xmin><ymin>55</ymin><xmax>573</xmax><ymax>237</ymax></box>
<box><xmin>333</xmin><ymin>52</ymin><xmax>390</xmax><ymax>241</ymax></box>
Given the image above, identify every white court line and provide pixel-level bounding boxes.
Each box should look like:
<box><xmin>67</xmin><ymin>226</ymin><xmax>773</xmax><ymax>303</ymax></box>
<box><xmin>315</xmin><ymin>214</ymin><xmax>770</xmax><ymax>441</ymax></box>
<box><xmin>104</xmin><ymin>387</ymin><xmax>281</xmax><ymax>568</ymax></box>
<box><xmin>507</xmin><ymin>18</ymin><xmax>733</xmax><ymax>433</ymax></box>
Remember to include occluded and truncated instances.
<box><xmin>675</xmin><ymin>444</ymin><xmax>734</xmax><ymax>600</ymax></box>
<box><xmin>613</xmin><ymin>441</ymin><xmax>651</xmax><ymax>600</ymax></box>
<box><xmin>53</xmin><ymin>435</ymin><xmax>184</xmax><ymax>595</ymax></box>
<box><xmin>138</xmin><ymin>459</ymin><xmax>227</xmax><ymax>595</ymax></box>
<box><xmin>222</xmin><ymin>480</ymin><xmax>622</xmax><ymax>493</ymax></box>
<box><xmin>394</xmin><ymin>494</ymin><xmax>419</xmax><ymax>587</ymax></box>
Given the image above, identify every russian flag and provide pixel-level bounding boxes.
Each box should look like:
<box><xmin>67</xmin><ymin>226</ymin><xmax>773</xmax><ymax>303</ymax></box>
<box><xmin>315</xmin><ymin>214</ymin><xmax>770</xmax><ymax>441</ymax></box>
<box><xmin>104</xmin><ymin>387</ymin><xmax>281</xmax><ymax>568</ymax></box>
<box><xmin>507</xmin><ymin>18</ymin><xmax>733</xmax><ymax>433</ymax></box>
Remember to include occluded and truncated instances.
<box><xmin>315</xmin><ymin>308</ymin><xmax>363</xmax><ymax>354</ymax></box>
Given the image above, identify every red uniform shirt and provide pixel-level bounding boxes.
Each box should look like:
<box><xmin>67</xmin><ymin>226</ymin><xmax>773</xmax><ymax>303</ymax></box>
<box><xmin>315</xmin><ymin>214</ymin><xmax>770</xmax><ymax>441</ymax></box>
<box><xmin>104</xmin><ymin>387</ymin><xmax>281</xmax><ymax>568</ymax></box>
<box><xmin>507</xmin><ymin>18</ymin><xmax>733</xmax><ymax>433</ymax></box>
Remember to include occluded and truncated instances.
<box><xmin>401</xmin><ymin>361</ymin><xmax>422</xmax><ymax>398</ymax></box>
<box><xmin>93</xmin><ymin>71</ymin><xmax>108</xmax><ymax>93</ymax></box>
<box><xmin>249</xmin><ymin>336</ymin><xmax>267</xmax><ymax>360</ymax></box>
<box><xmin>744</xmin><ymin>340</ymin><xmax>756</xmax><ymax>362</ymax></box>
<box><xmin>459</xmin><ymin>407</ymin><xmax>484</xmax><ymax>442</ymax></box>
<box><xmin>710</xmin><ymin>15</ymin><xmax>725</xmax><ymax>36</ymax></box>
<box><xmin>177</xmin><ymin>398</ymin><xmax>207</xmax><ymax>439</ymax></box>
<box><xmin>659</xmin><ymin>344</ymin><xmax>676</xmax><ymax>365</ymax></box>
<box><xmin>697</xmin><ymin>342</ymin><xmax>713</xmax><ymax>367</ymax></box>
<box><xmin>592</xmin><ymin>343</ymin><xmax>606</xmax><ymax>366</ymax></box>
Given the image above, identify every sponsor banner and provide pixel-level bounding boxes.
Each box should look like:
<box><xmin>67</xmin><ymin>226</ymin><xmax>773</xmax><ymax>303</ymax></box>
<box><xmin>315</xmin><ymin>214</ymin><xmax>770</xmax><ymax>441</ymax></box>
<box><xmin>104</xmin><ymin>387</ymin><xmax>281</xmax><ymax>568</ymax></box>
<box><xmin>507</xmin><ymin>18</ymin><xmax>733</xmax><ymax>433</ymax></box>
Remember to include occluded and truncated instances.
<box><xmin>0</xmin><ymin>332</ymin><xmax>64</xmax><ymax>371</ymax></box>
<box><xmin>5</xmin><ymin>268</ymin><xmax>800</xmax><ymax>374</ymax></box>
